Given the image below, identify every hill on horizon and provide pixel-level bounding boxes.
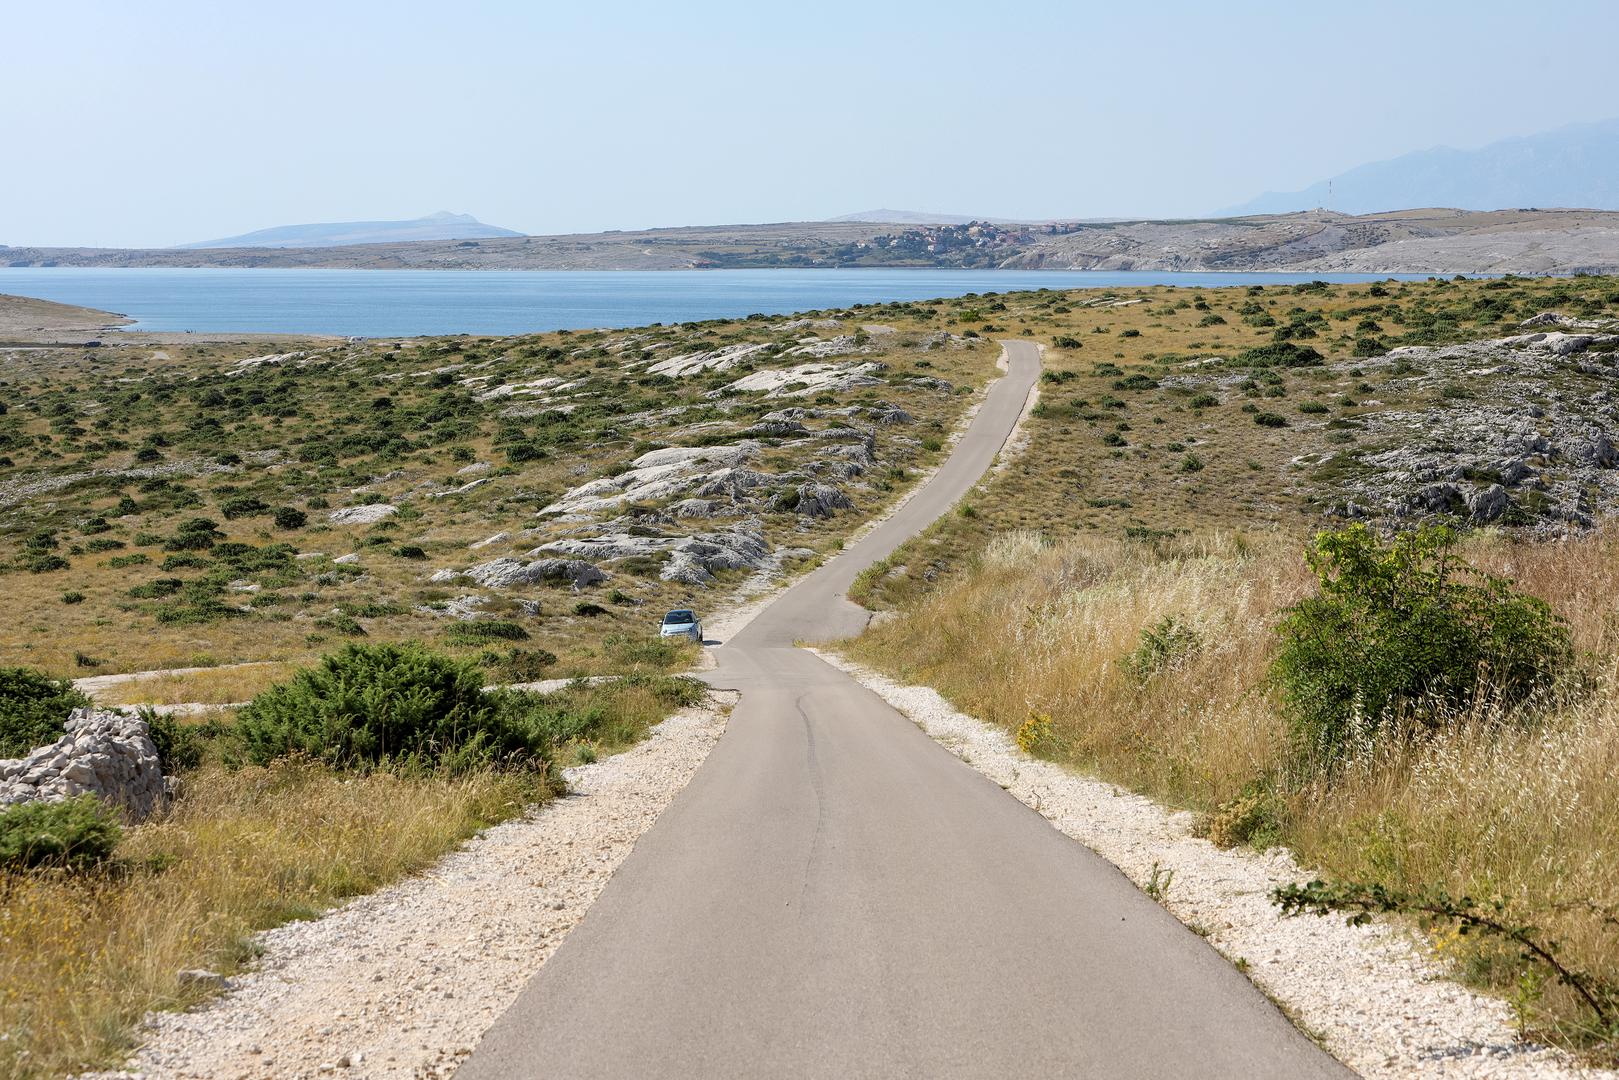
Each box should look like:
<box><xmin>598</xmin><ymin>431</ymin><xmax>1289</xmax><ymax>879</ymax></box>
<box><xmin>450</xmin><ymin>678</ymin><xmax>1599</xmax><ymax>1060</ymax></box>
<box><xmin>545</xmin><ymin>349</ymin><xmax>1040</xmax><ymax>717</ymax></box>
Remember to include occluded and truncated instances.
<box><xmin>178</xmin><ymin>211</ymin><xmax>523</xmax><ymax>249</ymax></box>
<box><xmin>1225</xmin><ymin>118</ymin><xmax>1619</xmax><ymax>216</ymax></box>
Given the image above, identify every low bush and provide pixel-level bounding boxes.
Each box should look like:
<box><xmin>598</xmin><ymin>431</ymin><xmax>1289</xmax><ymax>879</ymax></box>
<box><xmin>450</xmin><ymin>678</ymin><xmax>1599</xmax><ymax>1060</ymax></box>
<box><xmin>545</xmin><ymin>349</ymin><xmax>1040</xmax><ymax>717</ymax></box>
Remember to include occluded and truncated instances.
<box><xmin>0</xmin><ymin>797</ymin><xmax>121</xmax><ymax>870</ymax></box>
<box><xmin>1237</xmin><ymin>341</ymin><xmax>1323</xmax><ymax>368</ymax></box>
<box><xmin>1122</xmin><ymin>615</ymin><xmax>1201</xmax><ymax>682</ymax></box>
<box><xmin>0</xmin><ymin>666</ymin><xmax>89</xmax><ymax>757</ymax></box>
<box><xmin>273</xmin><ymin>507</ymin><xmax>308</xmax><ymax>530</ymax></box>
<box><xmin>443</xmin><ymin>620</ymin><xmax>530</xmax><ymax>646</ymax></box>
<box><xmin>237</xmin><ymin>642</ymin><xmax>547</xmax><ymax>771</ymax></box>
<box><xmin>1272</xmin><ymin>525</ymin><xmax>1575</xmax><ymax>769</ymax></box>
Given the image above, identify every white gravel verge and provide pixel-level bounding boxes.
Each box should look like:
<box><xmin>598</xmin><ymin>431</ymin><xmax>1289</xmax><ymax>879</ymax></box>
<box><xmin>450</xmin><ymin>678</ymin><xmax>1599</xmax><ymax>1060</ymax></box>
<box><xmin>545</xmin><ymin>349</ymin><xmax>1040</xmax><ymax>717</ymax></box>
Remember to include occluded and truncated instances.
<box><xmin>85</xmin><ymin>692</ymin><xmax>735</xmax><ymax>1080</ymax></box>
<box><xmin>811</xmin><ymin>649</ymin><xmax>1614</xmax><ymax>1080</ymax></box>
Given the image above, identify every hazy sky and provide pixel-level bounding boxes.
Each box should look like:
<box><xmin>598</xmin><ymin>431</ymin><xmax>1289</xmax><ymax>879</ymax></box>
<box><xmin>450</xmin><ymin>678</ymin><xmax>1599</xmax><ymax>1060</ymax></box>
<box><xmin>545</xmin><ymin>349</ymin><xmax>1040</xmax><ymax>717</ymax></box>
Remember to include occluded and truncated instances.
<box><xmin>5</xmin><ymin>0</ymin><xmax>1617</xmax><ymax>248</ymax></box>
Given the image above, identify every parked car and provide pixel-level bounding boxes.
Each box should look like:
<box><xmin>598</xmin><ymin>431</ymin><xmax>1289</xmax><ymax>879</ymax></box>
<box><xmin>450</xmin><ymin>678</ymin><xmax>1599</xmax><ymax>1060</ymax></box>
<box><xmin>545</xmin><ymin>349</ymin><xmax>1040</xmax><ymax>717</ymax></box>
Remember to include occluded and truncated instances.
<box><xmin>660</xmin><ymin>608</ymin><xmax>703</xmax><ymax>643</ymax></box>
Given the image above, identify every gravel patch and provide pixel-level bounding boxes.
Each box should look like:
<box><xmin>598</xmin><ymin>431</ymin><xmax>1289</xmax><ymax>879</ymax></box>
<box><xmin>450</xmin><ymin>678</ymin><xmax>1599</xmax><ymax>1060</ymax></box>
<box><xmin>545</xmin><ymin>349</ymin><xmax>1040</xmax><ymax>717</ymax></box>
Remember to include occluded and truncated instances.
<box><xmin>84</xmin><ymin>693</ymin><xmax>734</xmax><ymax>1080</ymax></box>
<box><xmin>811</xmin><ymin>649</ymin><xmax>1614</xmax><ymax>1080</ymax></box>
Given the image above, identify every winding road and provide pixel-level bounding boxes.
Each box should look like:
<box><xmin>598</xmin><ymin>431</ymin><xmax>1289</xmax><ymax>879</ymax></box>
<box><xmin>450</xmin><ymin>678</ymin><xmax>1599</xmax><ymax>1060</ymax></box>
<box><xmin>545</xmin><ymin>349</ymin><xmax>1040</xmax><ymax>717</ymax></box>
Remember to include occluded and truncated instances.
<box><xmin>460</xmin><ymin>342</ymin><xmax>1348</xmax><ymax>1078</ymax></box>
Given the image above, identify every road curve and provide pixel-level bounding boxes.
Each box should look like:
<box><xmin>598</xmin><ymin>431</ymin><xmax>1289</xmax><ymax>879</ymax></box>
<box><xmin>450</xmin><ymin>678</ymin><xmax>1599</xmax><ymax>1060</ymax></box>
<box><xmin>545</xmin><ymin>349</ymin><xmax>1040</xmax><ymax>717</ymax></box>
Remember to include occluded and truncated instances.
<box><xmin>460</xmin><ymin>342</ymin><xmax>1348</xmax><ymax>1078</ymax></box>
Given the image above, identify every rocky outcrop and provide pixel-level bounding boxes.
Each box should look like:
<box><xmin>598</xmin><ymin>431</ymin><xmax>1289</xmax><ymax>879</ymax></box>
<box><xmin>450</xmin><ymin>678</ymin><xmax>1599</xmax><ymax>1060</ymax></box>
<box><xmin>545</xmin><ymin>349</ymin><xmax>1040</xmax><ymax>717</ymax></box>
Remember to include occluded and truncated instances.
<box><xmin>0</xmin><ymin>708</ymin><xmax>168</xmax><ymax>819</ymax></box>
<box><xmin>541</xmin><ymin>443</ymin><xmax>759</xmax><ymax>516</ymax></box>
<box><xmin>464</xmin><ymin>557</ymin><xmax>607</xmax><ymax>589</ymax></box>
<box><xmin>1299</xmin><ymin>325</ymin><xmax>1619</xmax><ymax>532</ymax></box>
<box><xmin>716</xmin><ymin>361</ymin><xmax>885</xmax><ymax>398</ymax></box>
<box><xmin>785</xmin><ymin>482</ymin><xmax>854</xmax><ymax>518</ymax></box>
<box><xmin>536</xmin><ymin>522</ymin><xmax>772</xmax><ymax>586</ymax></box>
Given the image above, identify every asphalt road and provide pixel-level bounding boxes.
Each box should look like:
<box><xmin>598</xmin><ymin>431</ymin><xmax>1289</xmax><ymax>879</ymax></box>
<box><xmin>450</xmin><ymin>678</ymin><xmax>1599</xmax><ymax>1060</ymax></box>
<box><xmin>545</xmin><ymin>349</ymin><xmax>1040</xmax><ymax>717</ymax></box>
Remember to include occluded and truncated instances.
<box><xmin>460</xmin><ymin>342</ymin><xmax>1350</xmax><ymax>1079</ymax></box>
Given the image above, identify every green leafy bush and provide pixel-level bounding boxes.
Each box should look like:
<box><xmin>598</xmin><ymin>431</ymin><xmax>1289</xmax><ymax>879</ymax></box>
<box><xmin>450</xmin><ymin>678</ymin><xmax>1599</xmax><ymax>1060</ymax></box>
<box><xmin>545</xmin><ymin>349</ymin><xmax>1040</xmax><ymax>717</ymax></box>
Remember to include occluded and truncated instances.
<box><xmin>0</xmin><ymin>667</ymin><xmax>90</xmax><ymax>757</ymax></box>
<box><xmin>0</xmin><ymin>797</ymin><xmax>121</xmax><ymax>870</ymax></box>
<box><xmin>273</xmin><ymin>507</ymin><xmax>308</xmax><ymax>530</ymax></box>
<box><xmin>1272</xmin><ymin>525</ymin><xmax>1575</xmax><ymax>768</ymax></box>
<box><xmin>237</xmin><ymin>642</ymin><xmax>547</xmax><ymax>771</ymax></box>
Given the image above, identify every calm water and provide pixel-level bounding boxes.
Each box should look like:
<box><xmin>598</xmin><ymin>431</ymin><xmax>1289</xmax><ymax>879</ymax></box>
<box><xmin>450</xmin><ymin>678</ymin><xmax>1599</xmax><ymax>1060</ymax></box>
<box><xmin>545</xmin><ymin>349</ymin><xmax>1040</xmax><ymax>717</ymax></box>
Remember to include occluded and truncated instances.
<box><xmin>0</xmin><ymin>267</ymin><xmax>1426</xmax><ymax>338</ymax></box>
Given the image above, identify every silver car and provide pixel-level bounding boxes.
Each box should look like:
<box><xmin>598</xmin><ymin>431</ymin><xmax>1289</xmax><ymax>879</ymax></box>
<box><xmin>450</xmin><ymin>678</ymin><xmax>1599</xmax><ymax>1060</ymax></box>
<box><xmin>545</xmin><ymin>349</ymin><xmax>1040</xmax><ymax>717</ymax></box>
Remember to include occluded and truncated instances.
<box><xmin>660</xmin><ymin>608</ymin><xmax>703</xmax><ymax>643</ymax></box>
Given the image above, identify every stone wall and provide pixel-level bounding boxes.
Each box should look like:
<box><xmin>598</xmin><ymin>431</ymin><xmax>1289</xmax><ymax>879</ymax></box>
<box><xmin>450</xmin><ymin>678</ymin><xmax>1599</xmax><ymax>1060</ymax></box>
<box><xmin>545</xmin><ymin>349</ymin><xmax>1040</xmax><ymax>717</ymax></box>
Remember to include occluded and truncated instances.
<box><xmin>0</xmin><ymin>708</ymin><xmax>168</xmax><ymax>819</ymax></box>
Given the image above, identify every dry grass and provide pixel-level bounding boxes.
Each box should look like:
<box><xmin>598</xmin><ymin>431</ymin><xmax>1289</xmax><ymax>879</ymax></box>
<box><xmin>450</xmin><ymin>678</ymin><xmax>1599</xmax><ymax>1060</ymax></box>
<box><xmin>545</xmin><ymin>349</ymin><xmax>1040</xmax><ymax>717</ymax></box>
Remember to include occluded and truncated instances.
<box><xmin>0</xmin><ymin>762</ymin><xmax>543</xmax><ymax>1079</ymax></box>
<box><xmin>0</xmin><ymin>671</ymin><xmax>702</xmax><ymax>1079</ymax></box>
<box><xmin>847</xmin><ymin>527</ymin><xmax>1619</xmax><ymax>1053</ymax></box>
<box><xmin>91</xmin><ymin>663</ymin><xmax>294</xmax><ymax>706</ymax></box>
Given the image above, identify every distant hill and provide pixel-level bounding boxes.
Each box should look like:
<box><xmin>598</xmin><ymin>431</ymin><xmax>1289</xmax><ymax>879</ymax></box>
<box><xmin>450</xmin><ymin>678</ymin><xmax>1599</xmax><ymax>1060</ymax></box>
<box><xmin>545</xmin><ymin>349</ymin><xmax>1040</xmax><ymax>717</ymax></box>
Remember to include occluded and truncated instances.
<box><xmin>8</xmin><ymin>208</ymin><xmax>1618</xmax><ymax>275</ymax></box>
<box><xmin>179</xmin><ymin>211</ymin><xmax>523</xmax><ymax>249</ymax></box>
<box><xmin>1226</xmin><ymin>118</ymin><xmax>1619</xmax><ymax>216</ymax></box>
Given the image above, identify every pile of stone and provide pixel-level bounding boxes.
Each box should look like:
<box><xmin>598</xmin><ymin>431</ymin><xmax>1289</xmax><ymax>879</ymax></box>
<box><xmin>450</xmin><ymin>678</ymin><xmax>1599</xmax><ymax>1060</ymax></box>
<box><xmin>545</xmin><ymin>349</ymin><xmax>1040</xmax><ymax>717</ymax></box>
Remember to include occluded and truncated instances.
<box><xmin>0</xmin><ymin>708</ymin><xmax>169</xmax><ymax>819</ymax></box>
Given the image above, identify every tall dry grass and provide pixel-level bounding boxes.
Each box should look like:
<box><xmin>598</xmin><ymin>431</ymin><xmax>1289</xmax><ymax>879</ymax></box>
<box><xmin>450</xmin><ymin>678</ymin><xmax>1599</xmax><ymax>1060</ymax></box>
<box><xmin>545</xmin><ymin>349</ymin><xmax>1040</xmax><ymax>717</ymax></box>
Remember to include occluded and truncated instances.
<box><xmin>0</xmin><ymin>763</ymin><xmax>544</xmax><ymax>1080</ymax></box>
<box><xmin>848</xmin><ymin>527</ymin><xmax>1619</xmax><ymax>1050</ymax></box>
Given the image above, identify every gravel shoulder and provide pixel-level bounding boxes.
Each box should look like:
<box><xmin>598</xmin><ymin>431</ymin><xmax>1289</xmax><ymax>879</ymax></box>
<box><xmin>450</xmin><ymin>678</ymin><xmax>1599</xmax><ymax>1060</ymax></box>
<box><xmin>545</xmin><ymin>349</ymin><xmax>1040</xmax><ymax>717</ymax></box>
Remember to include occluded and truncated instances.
<box><xmin>810</xmin><ymin>649</ymin><xmax>1615</xmax><ymax>1080</ymax></box>
<box><xmin>85</xmin><ymin>693</ymin><xmax>735</xmax><ymax>1080</ymax></box>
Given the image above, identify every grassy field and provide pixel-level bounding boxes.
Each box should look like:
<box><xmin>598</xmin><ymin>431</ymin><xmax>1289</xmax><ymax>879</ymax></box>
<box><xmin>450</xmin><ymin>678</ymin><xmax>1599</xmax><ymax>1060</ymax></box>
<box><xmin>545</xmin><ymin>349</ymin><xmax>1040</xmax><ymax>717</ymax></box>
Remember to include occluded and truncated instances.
<box><xmin>857</xmin><ymin>273</ymin><xmax>1619</xmax><ymax>606</ymax></box>
<box><xmin>0</xmin><ymin>310</ymin><xmax>998</xmax><ymax>680</ymax></box>
<box><xmin>838</xmin><ymin>272</ymin><xmax>1619</xmax><ymax>1058</ymax></box>
<box><xmin>0</xmin><ymin>672</ymin><xmax>701</xmax><ymax>1079</ymax></box>
<box><xmin>7</xmin><ymin>274</ymin><xmax>1619</xmax><ymax>1073</ymax></box>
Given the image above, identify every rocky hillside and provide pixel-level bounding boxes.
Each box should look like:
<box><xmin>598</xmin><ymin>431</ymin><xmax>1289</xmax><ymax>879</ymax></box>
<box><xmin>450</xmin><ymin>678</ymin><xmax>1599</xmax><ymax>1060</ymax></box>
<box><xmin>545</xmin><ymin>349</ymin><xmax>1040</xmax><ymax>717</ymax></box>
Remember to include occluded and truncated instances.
<box><xmin>6</xmin><ymin>208</ymin><xmax>1618</xmax><ymax>274</ymax></box>
<box><xmin>0</xmin><ymin>311</ymin><xmax>995</xmax><ymax>675</ymax></box>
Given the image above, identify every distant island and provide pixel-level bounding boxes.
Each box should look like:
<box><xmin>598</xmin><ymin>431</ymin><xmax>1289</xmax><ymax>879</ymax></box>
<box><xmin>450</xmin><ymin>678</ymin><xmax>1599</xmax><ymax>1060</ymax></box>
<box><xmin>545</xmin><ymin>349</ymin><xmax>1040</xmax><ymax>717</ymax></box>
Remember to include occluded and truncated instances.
<box><xmin>5</xmin><ymin>207</ymin><xmax>1618</xmax><ymax>274</ymax></box>
<box><xmin>178</xmin><ymin>211</ymin><xmax>522</xmax><ymax>249</ymax></box>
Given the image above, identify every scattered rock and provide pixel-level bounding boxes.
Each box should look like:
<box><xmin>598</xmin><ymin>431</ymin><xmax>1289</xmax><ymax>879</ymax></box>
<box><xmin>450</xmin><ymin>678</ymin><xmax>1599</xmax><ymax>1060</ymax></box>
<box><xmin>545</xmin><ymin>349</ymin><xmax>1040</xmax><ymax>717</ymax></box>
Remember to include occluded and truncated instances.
<box><xmin>328</xmin><ymin>504</ymin><xmax>397</xmax><ymax>525</ymax></box>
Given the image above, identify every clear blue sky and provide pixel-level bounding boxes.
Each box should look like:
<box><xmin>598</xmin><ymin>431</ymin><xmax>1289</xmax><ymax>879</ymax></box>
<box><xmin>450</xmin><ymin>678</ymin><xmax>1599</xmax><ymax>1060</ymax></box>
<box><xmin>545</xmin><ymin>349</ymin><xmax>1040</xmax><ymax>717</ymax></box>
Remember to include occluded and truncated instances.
<box><xmin>5</xmin><ymin>0</ymin><xmax>1617</xmax><ymax>248</ymax></box>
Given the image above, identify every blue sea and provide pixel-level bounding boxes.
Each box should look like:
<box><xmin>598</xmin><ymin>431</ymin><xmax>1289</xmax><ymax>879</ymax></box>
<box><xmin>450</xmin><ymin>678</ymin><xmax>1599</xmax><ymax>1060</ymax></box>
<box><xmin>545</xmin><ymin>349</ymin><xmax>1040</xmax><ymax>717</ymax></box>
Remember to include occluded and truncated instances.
<box><xmin>0</xmin><ymin>267</ymin><xmax>1430</xmax><ymax>338</ymax></box>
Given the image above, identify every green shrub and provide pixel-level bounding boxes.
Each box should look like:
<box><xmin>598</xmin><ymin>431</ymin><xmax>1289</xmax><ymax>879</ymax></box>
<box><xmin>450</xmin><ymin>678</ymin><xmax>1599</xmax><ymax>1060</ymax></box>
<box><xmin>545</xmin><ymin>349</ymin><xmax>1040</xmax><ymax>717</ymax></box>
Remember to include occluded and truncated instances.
<box><xmin>1123</xmin><ymin>615</ymin><xmax>1201</xmax><ymax>682</ymax></box>
<box><xmin>1237</xmin><ymin>341</ymin><xmax>1323</xmax><ymax>368</ymax></box>
<box><xmin>237</xmin><ymin>642</ymin><xmax>546</xmax><ymax>771</ymax></box>
<box><xmin>219</xmin><ymin>496</ymin><xmax>269</xmax><ymax>519</ymax></box>
<box><xmin>443</xmin><ymin>620</ymin><xmax>530</xmax><ymax>646</ymax></box>
<box><xmin>273</xmin><ymin>507</ymin><xmax>307</xmax><ymax>530</ymax></box>
<box><xmin>1254</xmin><ymin>412</ymin><xmax>1288</xmax><ymax>428</ymax></box>
<box><xmin>1205</xmin><ymin>782</ymin><xmax>1284</xmax><ymax>849</ymax></box>
<box><xmin>1272</xmin><ymin>525</ymin><xmax>1575</xmax><ymax>769</ymax></box>
<box><xmin>0</xmin><ymin>667</ymin><xmax>89</xmax><ymax>757</ymax></box>
<box><xmin>0</xmin><ymin>797</ymin><xmax>121</xmax><ymax>870</ymax></box>
<box><xmin>1189</xmin><ymin>393</ymin><xmax>1218</xmax><ymax>408</ymax></box>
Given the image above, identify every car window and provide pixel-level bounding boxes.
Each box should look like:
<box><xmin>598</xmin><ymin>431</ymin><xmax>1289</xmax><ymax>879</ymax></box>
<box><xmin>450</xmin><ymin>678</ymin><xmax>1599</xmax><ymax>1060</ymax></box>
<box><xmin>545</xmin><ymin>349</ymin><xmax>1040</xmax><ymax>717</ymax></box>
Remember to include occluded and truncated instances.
<box><xmin>663</xmin><ymin>611</ymin><xmax>695</xmax><ymax>624</ymax></box>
